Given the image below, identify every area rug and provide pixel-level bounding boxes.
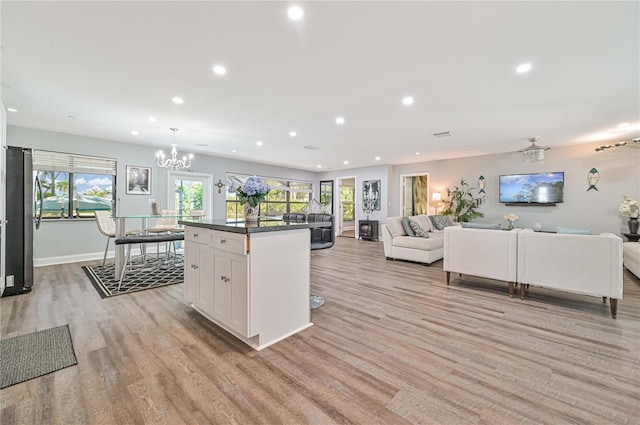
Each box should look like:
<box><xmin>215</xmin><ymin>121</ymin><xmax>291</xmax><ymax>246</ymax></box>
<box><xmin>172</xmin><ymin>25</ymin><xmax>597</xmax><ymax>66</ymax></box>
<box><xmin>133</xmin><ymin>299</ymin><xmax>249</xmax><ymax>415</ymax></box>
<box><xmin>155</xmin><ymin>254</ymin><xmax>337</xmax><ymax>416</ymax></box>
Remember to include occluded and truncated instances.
<box><xmin>82</xmin><ymin>256</ymin><xmax>183</xmax><ymax>298</ymax></box>
<box><xmin>0</xmin><ymin>325</ymin><xmax>77</xmax><ymax>389</ymax></box>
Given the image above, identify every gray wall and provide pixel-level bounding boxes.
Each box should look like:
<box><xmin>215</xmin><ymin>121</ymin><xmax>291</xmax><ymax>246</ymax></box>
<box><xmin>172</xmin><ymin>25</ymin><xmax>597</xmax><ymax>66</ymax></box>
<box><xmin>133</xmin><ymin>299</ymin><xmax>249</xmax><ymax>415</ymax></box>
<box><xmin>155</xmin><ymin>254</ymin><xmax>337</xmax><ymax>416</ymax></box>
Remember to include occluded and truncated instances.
<box><xmin>9</xmin><ymin>125</ymin><xmax>639</xmax><ymax>263</ymax></box>
<box><xmin>392</xmin><ymin>144</ymin><xmax>640</xmax><ymax>234</ymax></box>
<box><xmin>8</xmin><ymin>125</ymin><xmax>317</xmax><ymax>264</ymax></box>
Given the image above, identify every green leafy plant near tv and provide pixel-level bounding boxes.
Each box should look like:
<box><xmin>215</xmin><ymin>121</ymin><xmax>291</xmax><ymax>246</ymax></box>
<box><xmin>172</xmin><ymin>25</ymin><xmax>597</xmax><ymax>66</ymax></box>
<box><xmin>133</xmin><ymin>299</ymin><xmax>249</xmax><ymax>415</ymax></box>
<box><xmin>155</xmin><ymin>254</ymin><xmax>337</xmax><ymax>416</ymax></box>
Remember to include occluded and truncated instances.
<box><xmin>442</xmin><ymin>179</ymin><xmax>486</xmax><ymax>222</ymax></box>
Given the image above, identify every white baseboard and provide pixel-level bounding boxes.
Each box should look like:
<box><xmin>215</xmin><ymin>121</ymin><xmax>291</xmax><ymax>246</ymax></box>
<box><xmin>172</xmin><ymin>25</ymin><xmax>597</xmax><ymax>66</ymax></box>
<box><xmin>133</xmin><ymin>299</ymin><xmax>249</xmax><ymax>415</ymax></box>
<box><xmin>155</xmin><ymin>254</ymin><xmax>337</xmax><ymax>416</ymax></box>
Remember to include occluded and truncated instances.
<box><xmin>34</xmin><ymin>245</ymin><xmax>178</xmax><ymax>267</ymax></box>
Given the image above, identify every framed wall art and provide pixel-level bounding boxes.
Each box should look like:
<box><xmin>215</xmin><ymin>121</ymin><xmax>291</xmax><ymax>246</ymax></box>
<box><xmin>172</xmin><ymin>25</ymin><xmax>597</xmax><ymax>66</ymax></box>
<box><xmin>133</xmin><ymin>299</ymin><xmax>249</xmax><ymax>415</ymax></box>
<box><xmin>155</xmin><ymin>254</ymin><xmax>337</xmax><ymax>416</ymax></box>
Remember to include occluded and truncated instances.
<box><xmin>126</xmin><ymin>165</ymin><xmax>151</xmax><ymax>194</ymax></box>
<box><xmin>363</xmin><ymin>179</ymin><xmax>381</xmax><ymax>211</ymax></box>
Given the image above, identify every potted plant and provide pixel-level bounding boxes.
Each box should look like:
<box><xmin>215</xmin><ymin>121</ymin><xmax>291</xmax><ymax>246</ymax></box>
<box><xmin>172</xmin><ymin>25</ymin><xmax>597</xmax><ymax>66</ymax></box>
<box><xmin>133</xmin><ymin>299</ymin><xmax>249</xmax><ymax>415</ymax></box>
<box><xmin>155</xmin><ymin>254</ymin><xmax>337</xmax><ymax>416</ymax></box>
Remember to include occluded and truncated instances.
<box><xmin>442</xmin><ymin>179</ymin><xmax>486</xmax><ymax>222</ymax></box>
<box><xmin>619</xmin><ymin>195</ymin><xmax>639</xmax><ymax>234</ymax></box>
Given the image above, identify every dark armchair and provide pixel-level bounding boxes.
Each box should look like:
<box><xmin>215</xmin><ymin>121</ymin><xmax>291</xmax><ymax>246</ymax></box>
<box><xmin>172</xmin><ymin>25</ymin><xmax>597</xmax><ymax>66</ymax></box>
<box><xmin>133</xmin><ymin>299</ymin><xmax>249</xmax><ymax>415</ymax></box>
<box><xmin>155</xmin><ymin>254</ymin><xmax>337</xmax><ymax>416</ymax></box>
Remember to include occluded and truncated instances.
<box><xmin>307</xmin><ymin>213</ymin><xmax>335</xmax><ymax>250</ymax></box>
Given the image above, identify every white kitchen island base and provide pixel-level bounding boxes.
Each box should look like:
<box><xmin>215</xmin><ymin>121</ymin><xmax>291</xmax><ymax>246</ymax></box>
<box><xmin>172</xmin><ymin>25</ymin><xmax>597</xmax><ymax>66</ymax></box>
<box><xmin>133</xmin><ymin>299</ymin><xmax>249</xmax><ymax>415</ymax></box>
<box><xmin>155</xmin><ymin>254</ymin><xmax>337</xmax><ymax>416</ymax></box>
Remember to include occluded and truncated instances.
<box><xmin>181</xmin><ymin>220</ymin><xmax>324</xmax><ymax>351</ymax></box>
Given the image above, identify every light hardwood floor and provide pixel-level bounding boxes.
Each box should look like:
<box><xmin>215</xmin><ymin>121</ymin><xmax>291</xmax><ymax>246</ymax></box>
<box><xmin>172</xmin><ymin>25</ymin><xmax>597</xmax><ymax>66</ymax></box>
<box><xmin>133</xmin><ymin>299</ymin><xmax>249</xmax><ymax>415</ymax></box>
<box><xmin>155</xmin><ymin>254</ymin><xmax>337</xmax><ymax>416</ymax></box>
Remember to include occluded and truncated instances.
<box><xmin>1</xmin><ymin>237</ymin><xmax>639</xmax><ymax>425</ymax></box>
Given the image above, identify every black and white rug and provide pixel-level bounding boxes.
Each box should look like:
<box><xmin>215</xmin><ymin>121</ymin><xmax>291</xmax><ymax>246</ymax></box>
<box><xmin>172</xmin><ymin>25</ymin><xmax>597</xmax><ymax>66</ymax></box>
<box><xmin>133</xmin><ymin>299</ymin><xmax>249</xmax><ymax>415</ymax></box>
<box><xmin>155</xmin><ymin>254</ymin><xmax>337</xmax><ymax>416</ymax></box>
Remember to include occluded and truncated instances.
<box><xmin>0</xmin><ymin>325</ymin><xmax>78</xmax><ymax>389</ymax></box>
<box><xmin>83</xmin><ymin>256</ymin><xmax>183</xmax><ymax>298</ymax></box>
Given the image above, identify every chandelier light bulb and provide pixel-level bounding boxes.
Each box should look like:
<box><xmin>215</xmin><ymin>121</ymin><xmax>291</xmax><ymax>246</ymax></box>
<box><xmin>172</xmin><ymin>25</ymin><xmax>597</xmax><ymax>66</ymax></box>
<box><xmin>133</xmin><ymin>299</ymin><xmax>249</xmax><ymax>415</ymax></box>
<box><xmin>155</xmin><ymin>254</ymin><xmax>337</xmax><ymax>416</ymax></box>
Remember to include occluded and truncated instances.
<box><xmin>156</xmin><ymin>129</ymin><xmax>193</xmax><ymax>170</ymax></box>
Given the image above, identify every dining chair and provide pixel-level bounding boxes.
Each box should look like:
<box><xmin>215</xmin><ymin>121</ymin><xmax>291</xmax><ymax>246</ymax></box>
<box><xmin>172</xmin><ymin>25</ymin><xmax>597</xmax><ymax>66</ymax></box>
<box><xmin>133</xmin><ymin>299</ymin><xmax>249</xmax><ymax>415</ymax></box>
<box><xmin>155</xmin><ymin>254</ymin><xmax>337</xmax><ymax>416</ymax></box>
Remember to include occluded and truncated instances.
<box><xmin>94</xmin><ymin>211</ymin><xmax>142</xmax><ymax>267</ymax></box>
<box><xmin>145</xmin><ymin>210</ymin><xmax>179</xmax><ymax>257</ymax></box>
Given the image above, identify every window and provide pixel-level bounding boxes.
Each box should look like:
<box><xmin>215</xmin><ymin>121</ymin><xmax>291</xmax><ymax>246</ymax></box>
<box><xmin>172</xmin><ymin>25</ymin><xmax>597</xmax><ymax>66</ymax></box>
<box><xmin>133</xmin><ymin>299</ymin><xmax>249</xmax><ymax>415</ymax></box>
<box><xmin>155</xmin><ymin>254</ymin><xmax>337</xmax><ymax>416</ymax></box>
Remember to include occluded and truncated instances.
<box><xmin>34</xmin><ymin>150</ymin><xmax>117</xmax><ymax>219</ymax></box>
<box><xmin>226</xmin><ymin>174</ymin><xmax>312</xmax><ymax>221</ymax></box>
<box><xmin>341</xmin><ymin>185</ymin><xmax>355</xmax><ymax>221</ymax></box>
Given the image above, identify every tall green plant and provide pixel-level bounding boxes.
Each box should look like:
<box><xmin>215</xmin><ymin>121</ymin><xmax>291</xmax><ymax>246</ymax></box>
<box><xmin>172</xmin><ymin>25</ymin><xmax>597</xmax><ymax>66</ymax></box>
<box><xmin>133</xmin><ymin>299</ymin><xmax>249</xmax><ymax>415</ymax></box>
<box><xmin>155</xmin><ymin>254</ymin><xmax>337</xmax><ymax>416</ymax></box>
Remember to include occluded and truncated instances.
<box><xmin>442</xmin><ymin>179</ymin><xmax>486</xmax><ymax>222</ymax></box>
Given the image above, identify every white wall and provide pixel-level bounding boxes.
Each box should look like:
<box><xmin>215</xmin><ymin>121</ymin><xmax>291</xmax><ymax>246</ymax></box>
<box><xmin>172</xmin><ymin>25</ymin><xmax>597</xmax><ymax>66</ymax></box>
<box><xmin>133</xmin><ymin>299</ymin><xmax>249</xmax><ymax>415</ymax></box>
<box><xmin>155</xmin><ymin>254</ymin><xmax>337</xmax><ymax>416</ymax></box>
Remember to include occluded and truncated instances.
<box><xmin>8</xmin><ymin>125</ymin><xmax>317</xmax><ymax>264</ymax></box>
<box><xmin>319</xmin><ymin>164</ymin><xmax>392</xmax><ymax>236</ymax></box>
<box><xmin>392</xmin><ymin>143</ymin><xmax>640</xmax><ymax>235</ymax></box>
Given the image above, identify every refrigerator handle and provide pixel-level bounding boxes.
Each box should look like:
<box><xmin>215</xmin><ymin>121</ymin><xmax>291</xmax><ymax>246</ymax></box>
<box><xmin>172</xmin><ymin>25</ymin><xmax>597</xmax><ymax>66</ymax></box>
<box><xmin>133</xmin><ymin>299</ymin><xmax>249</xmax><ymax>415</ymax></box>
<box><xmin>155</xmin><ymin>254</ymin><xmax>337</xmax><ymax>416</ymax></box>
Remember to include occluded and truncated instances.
<box><xmin>35</xmin><ymin>175</ymin><xmax>43</xmax><ymax>229</ymax></box>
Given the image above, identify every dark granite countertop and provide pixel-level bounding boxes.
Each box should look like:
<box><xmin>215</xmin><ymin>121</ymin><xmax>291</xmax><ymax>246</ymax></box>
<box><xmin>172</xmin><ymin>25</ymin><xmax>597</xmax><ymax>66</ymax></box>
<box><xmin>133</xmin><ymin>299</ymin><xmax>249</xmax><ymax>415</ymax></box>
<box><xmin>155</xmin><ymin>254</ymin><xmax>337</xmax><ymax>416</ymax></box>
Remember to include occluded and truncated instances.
<box><xmin>178</xmin><ymin>218</ymin><xmax>331</xmax><ymax>234</ymax></box>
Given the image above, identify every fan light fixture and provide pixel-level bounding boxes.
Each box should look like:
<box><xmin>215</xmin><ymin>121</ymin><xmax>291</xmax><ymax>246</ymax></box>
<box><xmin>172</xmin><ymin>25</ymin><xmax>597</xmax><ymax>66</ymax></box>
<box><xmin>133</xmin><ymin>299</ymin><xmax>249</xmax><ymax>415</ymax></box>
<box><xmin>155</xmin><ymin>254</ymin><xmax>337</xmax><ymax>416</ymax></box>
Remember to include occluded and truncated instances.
<box><xmin>156</xmin><ymin>128</ymin><xmax>193</xmax><ymax>170</ymax></box>
<box><xmin>520</xmin><ymin>136</ymin><xmax>549</xmax><ymax>163</ymax></box>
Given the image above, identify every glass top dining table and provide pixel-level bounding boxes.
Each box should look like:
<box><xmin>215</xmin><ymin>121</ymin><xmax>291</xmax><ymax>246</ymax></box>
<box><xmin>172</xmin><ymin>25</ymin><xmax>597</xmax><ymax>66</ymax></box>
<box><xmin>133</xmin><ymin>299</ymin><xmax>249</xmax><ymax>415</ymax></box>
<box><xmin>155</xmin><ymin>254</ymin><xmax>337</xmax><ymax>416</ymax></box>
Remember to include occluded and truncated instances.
<box><xmin>112</xmin><ymin>213</ymin><xmax>202</xmax><ymax>277</ymax></box>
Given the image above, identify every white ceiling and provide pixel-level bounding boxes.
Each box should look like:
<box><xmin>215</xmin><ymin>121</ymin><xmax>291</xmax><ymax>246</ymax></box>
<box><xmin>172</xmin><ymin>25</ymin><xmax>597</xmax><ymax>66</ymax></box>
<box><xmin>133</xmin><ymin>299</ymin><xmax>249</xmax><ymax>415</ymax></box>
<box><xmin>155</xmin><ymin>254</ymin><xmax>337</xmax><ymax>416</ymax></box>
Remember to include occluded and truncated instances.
<box><xmin>2</xmin><ymin>1</ymin><xmax>639</xmax><ymax>172</ymax></box>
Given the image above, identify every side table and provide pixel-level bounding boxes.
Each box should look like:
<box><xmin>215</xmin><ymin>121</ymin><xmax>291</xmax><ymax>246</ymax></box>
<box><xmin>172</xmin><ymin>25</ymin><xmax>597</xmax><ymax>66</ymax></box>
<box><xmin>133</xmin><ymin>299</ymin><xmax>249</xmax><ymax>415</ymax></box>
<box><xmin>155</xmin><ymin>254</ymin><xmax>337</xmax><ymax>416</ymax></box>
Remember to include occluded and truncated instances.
<box><xmin>623</xmin><ymin>233</ymin><xmax>640</xmax><ymax>243</ymax></box>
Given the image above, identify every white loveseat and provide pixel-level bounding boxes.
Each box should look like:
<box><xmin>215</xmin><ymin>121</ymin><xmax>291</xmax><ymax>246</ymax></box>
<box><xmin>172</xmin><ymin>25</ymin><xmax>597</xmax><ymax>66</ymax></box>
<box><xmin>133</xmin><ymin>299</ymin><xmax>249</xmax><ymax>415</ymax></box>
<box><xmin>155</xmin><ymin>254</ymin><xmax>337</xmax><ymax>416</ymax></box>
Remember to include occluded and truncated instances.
<box><xmin>623</xmin><ymin>242</ymin><xmax>640</xmax><ymax>279</ymax></box>
<box><xmin>443</xmin><ymin>226</ymin><xmax>520</xmax><ymax>296</ymax></box>
<box><xmin>517</xmin><ymin>229</ymin><xmax>623</xmax><ymax>318</ymax></box>
<box><xmin>381</xmin><ymin>215</ymin><xmax>448</xmax><ymax>264</ymax></box>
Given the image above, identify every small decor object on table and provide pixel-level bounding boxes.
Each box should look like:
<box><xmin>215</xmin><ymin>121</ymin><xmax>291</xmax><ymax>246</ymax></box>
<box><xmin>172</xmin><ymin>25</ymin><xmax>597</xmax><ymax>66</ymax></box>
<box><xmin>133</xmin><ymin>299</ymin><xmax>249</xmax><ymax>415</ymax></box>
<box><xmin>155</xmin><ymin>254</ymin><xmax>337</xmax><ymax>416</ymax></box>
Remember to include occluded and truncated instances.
<box><xmin>232</xmin><ymin>176</ymin><xmax>271</xmax><ymax>222</ymax></box>
<box><xmin>504</xmin><ymin>213</ymin><xmax>519</xmax><ymax>230</ymax></box>
<box><xmin>619</xmin><ymin>195</ymin><xmax>639</xmax><ymax>234</ymax></box>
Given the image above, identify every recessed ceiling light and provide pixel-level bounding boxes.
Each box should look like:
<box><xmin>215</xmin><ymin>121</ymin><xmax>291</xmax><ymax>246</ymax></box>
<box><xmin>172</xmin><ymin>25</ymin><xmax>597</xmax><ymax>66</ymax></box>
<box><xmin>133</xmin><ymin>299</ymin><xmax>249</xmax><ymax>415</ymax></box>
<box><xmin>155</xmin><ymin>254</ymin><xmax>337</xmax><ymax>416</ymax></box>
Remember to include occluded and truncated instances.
<box><xmin>317</xmin><ymin>164</ymin><xmax>322</xmax><ymax>169</ymax></box>
<box><xmin>343</xmin><ymin>160</ymin><xmax>349</xmax><ymax>165</ymax></box>
<box><xmin>172</xmin><ymin>97</ymin><xmax>184</xmax><ymax>104</ymax></box>
<box><xmin>335</xmin><ymin>117</ymin><xmax>345</xmax><ymax>125</ymax></box>
<box><xmin>6</xmin><ymin>108</ymin><xmax>18</xmax><ymax>112</ymax></box>
<box><xmin>256</xmin><ymin>140</ymin><xmax>263</xmax><ymax>146</ymax></box>
<box><xmin>232</xmin><ymin>149</ymin><xmax>237</xmax><ymax>153</ymax></box>
<box><xmin>415</xmin><ymin>152</ymin><xmax>420</xmax><ymax>155</ymax></box>
<box><xmin>287</xmin><ymin>5</ymin><xmax>304</xmax><ymax>21</ymax></box>
<box><xmin>402</xmin><ymin>96</ymin><xmax>414</xmax><ymax>106</ymax></box>
<box><xmin>619</xmin><ymin>122</ymin><xmax>630</xmax><ymax>128</ymax></box>
<box><xmin>148</xmin><ymin>116</ymin><xmax>157</xmax><ymax>122</ymax></box>
<box><xmin>289</xmin><ymin>131</ymin><xmax>297</xmax><ymax>137</ymax></box>
<box><xmin>516</xmin><ymin>63</ymin><xmax>532</xmax><ymax>73</ymax></box>
<box><xmin>213</xmin><ymin>65</ymin><xmax>227</xmax><ymax>75</ymax></box>
<box><xmin>131</xmin><ymin>130</ymin><xmax>139</xmax><ymax>136</ymax></box>
<box><xmin>375</xmin><ymin>156</ymin><xmax>381</xmax><ymax>161</ymax></box>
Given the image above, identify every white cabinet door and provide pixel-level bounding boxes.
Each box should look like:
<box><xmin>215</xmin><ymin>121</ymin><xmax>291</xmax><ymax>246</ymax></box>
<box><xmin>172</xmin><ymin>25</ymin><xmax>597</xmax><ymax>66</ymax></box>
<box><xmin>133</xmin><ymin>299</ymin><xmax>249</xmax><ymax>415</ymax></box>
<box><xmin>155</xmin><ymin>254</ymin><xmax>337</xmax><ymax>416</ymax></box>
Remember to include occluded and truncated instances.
<box><xmin>227</xmin><ymin>252</ymin><xmax>249</xmax><ymax>336</ymax></box>
<box><xmin>211</xmin><ymin>252</ymin><xmax>229</xmax><ymax>323</ymax></box>
<box><xmin>211</xmin><ymin>250</ymin><xmax>249</xmax><ymax>336</ymax></box>
<box><xmin>184</xmin><ymin>242</ymin><xmax>200</xmax><ymax>303</ymax></box>
<box><xmin>194</xmin><ymin>244</ymin><xmax>215</xmax><ymax>315</ymax></box>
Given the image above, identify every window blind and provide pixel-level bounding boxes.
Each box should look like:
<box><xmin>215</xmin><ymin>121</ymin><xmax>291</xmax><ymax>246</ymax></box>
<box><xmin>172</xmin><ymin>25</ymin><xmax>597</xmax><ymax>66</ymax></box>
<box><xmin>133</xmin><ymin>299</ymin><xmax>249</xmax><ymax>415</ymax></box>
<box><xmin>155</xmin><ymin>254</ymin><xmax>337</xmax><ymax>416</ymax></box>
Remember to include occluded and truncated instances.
<box><xmin>33</xmin><ymin>150</ymin><xmax>117</xmax><ymax>175</ymax></box>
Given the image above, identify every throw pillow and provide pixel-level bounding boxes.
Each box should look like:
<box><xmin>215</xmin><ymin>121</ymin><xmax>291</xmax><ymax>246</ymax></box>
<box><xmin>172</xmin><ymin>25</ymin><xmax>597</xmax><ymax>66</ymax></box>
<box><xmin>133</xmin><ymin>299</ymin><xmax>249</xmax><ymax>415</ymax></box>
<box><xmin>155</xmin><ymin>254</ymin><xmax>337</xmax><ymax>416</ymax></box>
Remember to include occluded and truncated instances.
<box><xmin>409</xmin><ymin>219</ymin><xmax>430</xmax><ymax>238</ymax></box>
<box><xmin>401</xmin><ymin>216</ymin><xmax>415</xmax><ymax>236</ymax></box>
<box><xmin>556</xmin><ymin>226</ymin><xmax>592</xmax><ymax>235</ymax></box>
<box><xmin>429</xmin><ymin>214</ymin><xmax>453</xmax><ymax>231</ymax></box>
<box><xmin>460</xmin><ymin>222</ymin><xmax>502</xmax><ymax>230</ymax></box>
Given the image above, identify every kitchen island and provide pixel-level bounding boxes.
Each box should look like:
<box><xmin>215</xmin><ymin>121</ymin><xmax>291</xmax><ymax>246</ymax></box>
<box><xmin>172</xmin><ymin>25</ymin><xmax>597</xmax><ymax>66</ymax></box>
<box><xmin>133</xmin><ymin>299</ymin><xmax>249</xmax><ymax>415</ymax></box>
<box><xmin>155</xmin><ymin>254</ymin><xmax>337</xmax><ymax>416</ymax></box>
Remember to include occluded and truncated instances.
<box><xmin>178</xmin><ymin>218</ymin><xmax>331</xmax><ymax>350</ymax></box>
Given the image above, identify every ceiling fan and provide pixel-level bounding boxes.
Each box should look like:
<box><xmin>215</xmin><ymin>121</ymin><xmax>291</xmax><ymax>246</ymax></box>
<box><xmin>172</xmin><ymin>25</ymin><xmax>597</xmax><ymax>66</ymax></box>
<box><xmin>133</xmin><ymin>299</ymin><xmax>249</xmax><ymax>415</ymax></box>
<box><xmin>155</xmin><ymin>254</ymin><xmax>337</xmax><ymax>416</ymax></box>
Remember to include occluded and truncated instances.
<box><xmin>519</xmin><ymin>136</ymin><xmax>549</xmax><ymax>163</ymax></box>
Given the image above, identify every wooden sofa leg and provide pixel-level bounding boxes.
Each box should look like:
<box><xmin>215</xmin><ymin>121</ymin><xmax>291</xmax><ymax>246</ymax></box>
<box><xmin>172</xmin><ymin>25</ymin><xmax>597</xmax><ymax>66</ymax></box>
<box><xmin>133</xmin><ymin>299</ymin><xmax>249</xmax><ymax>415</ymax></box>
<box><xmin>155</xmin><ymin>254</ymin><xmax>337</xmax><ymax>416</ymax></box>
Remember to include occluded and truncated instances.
<box><xmin>508</xmin><ymin>282</ymin><xmax>514</xmax><ymax>298</ymax></box>
<box><xmin>610</xmin><ymin>299</ymin><xmax>618</xmax><ymax>319</ymax></box>
<box><xmin>446</xmin><ymin>271</ymin><xmax>450</xmax><ymax>285</ymax></box>
<box><xmin>520</xmin><ymin>283</ymin><xmax>526</xmax><ymax>300</ymax></box>
<box><xmin>602</xmin><ymin>296</ymin><xmax>607</xmax><ymax>303</ymax></box>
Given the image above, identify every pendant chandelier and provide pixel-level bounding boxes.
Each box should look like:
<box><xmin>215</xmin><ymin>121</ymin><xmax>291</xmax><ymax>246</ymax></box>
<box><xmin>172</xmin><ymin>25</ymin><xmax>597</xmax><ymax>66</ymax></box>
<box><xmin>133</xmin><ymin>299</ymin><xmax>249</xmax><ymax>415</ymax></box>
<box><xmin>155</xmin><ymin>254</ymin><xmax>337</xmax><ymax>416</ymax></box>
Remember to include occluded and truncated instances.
<box><xmin>520</xmin><ymin>136</ymin><xmax>549</xmax><ymax>163</ymax></box>
<box><xmin>156</xmin><ymin>128</ymin><xmax>193</xmax><ymax>170</ymax></box>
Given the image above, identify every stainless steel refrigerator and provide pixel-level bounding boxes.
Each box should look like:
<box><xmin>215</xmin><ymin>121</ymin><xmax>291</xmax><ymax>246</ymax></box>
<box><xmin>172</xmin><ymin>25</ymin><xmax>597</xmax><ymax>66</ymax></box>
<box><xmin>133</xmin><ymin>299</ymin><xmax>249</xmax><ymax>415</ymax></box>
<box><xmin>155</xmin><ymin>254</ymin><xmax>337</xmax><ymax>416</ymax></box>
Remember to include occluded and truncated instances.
<box><xmin>2</xmin><ymin>146</ymin><xmax>42</xmax><ymax>297</ymax></box>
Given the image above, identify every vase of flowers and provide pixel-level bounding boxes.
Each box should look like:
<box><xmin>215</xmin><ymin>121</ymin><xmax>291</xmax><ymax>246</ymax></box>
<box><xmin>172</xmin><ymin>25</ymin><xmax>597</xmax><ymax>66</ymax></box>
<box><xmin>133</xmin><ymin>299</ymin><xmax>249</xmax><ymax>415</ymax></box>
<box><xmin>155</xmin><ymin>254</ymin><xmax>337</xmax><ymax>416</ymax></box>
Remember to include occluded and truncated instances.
<box><xmin>504</xmin><ymin>213</ymin><xmax>519</xmax><ymax>230</ymax></box>
<box><xmin>619</xmin><ymin>195</ymin><xmax>639</xmax><ymax>234</ymax></box>
<box><xmin>233</xmin><ymin>176</ymin><xmax>271</xmax><ymax>222</ymax></box>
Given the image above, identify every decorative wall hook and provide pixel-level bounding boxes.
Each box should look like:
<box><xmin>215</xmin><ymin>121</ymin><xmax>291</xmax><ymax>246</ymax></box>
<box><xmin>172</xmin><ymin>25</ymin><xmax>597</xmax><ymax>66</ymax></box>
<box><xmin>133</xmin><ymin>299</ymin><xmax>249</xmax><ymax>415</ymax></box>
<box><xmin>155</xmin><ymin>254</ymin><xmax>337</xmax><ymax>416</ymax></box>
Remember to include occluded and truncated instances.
<box><xmin>215</xmin><ymin>179</ymin><xmax>226</xmax><ymax>194</ymax></box>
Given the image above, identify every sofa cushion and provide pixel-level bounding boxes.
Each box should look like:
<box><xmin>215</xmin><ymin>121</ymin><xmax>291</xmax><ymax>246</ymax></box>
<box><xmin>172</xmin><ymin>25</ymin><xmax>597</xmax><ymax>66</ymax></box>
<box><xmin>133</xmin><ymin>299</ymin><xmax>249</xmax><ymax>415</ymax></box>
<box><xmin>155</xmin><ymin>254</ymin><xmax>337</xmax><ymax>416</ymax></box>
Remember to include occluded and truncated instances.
<box><xmin>386</xmin><ymin>216</ymin><xmax>407</xmax><ymax>238</ymax></box>
<box><xmin>461</xmin><ymin>222</ymin><xmax>502</xmax><ymax>230</ymax></box>
<box><xmin>557</xmin><ymin>226</ymin><xmax>592</xmax><ymax>235</ymax></box>
<box><xmin>413</xmin><ymin>215</ymin><xmax>433</xmax><ymax>232</ymax></box>
<box><xmin>393</xmin><ymin>233</ymin><xmax>444</xmax><ymax>250</ymax></box>
<box><xmin>409</xmin><ymin>218</ymin><xmax>429</xmax><ymax>238</ymax></box>
<box><xmin>429</xmin><ymin>215</ymin><xmax>454</xmax><ymax>231</ymax></box>
<box><xmin>401</xmin><ymin>217</ymin><xmax>415</xmax><ymax>236</ymax></box>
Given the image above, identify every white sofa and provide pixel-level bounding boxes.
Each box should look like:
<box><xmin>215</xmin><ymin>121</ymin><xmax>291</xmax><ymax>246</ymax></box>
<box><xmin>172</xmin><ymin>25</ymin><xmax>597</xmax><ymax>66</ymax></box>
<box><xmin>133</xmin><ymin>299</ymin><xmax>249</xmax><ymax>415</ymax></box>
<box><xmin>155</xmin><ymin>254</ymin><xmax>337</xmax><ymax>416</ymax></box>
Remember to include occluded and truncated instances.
<box><xmin>517</xmin><ymin>229</ymin><xmax>623</xmax><ymax>318</ymax></box>
<box><xmin>623</xmin><ymin>242</ymin><xmax>640</xmax><ymax>279</ymax></box>
<box><xmin>381</xmin><ymin>215</ymin><xmax>447</xmax><ymax>264</ymax></box>
<box><xmin>443</xmin><ymin>226</ymin><xmax>520</xmax><ymax>296</ymax></box>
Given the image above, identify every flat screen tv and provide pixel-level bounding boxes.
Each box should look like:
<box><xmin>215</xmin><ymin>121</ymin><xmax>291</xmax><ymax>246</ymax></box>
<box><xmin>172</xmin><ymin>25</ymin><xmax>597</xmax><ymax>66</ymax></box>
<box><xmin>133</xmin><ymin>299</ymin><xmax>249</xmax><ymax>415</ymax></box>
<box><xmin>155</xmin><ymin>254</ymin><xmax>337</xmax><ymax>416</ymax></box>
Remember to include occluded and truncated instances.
<box><xmin>499</xmin><ymin>172</ymin><xmax>564</xmax><ymax>204</ymax></box>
